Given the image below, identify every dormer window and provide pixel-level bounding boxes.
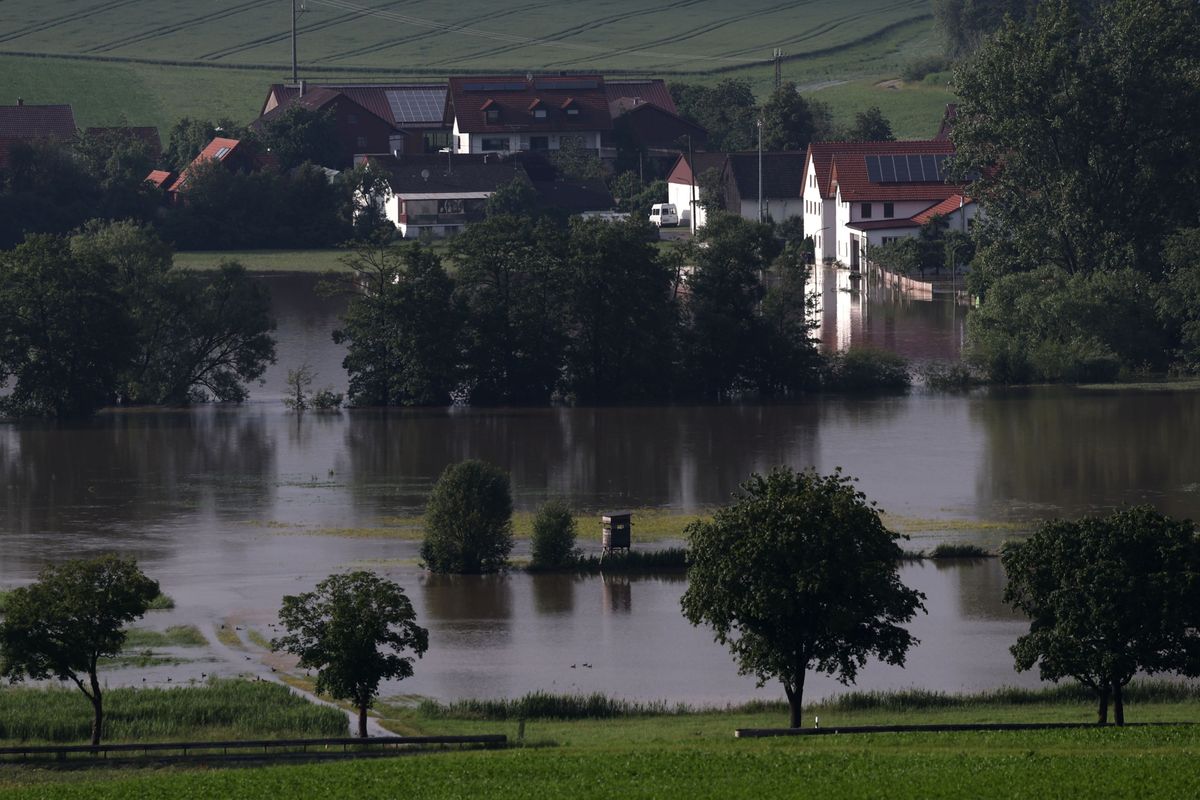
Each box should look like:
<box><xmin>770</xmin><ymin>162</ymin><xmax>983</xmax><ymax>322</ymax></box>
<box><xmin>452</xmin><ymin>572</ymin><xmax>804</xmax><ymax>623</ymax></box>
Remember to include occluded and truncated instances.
<box><xmin>529</xmin><ymin>98</ymin><xmax>547</xmax><ymax>119</ymax></box>
<box><xmin>566</xmin><ymin>107</ymin><xmax>579</xmax><ymax>116</ymax></box>
<box><xmin>534</xmin><ymin>108</ymin><xmax>547</xmax><ymax>119</ymax></box>
<box><xmin>481</xmin><ymin>98</ymin><xmax>499</xmax><ymax>123</ymax></box>
<box><xmin>562</xmin><ymin>97</ymin><xmax>580</xmax><ymax>117</ymax></box>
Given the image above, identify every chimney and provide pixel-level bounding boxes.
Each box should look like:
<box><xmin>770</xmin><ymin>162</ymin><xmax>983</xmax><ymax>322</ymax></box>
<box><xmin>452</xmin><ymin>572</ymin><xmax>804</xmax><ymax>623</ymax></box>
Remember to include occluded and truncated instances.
<box><xmin>17</xmin><ymin>97</ymin><xmax>23</xmax><ymax>106</ymax></box>
<box><xmin>299</xmin><ymin>79</ymin><xmax>306</xmax><ymax>97</ymax></box>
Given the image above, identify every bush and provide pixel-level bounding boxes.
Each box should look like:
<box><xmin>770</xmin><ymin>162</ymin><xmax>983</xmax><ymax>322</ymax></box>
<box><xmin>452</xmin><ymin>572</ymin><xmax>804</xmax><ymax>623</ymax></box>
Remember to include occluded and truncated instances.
<box><xmin>920</xmin><ymin>361</ymin><xmax>981</xmax><ymax>391</ymax></box>
<box><xmin>312</xmin><ymin>388</ymin><xmax>344</xmax><ymax>411</ymax></box>
<box><xmin>421</xmin><ymin>460</ymin><xmax>514</xmax><ymax>574</ymax></box>
<box><xmin>530</xmin><ymin>499</ymin><xmax>578</xmax><ymax>569</ymax></box>
<box><xmin>823</xmin><ymin>348</ymin><xmax>911</xmax><ymax>392</ymax></box>
<box><xmin>902</xmin><ymin>55</ymin><xmax>952</xmax><ymax>83</ymax></box>
<box><xmin>929</xmin><ymin>543</ymin><xmax>992</xmax><ymax>559</ymax></box>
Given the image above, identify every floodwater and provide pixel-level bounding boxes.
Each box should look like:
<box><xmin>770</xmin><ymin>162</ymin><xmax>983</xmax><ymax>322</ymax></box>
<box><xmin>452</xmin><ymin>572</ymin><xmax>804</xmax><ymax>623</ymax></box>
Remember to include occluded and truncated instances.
<box><xmin>2</xmin><ymin>271</ymin><xmax>1197</xmax><ymax>704</ymax></box>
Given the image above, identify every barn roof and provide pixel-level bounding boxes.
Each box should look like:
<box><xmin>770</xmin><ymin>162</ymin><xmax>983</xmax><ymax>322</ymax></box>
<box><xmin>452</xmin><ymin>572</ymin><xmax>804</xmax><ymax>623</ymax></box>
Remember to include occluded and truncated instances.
<box><xmin>263</xmin><ymin>83</ymin><xmax>448</xmax><ymax>129</ymax></box>
<box><xmin>0</xmin><ymin>102</ymin><xmax>76</xmax><ymax>139</ymax></box>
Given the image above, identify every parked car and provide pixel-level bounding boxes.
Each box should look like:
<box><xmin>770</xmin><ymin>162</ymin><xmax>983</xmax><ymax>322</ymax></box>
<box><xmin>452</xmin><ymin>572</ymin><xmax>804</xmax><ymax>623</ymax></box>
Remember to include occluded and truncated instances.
<box><xmin>649</xmin><ymin>203</ymin><xmax>679</xmax><ymax>227</ymax></box>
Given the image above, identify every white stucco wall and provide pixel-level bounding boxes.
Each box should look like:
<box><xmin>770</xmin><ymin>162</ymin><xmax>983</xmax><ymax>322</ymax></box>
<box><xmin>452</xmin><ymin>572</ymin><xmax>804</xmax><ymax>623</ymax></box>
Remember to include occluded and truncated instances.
<box><xmin>455</xmin><ymin>128</ymin><xmax>600</xmax><ymax>154</ymax></box>
<box><xmin>668</xmin><ymin>179</ymin><xmax>705</xmax><ymax>230</ymax></box>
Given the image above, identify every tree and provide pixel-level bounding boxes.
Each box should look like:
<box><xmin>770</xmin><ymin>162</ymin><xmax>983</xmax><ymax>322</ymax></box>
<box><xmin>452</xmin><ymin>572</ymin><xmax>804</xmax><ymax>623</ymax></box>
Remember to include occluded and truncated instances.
<box><xmin>273</xmin><ymin>571</ymin><xmax>429</xmax><ymax>737</ymax></box>
<box><xmin>953</xmin><ymin>0</ymin><xmax>1200</xmax><ymax>289</ymax></box>
<box><xmin>561</xmin><ymin>217</ymin><xmax>678</xmax><ymax>403</ymax></box>
<box><xmin>332</xmin><ymin>240</ymin><xmax>463</xmax><ymax>406</ymax></box>
<box><xmin>1001</xmin><ymin>506</ymin><xmax>1200</xmax><ymax>725</ymax></box>
<box><xmin>421</xmin><ymin>460</ymin><xmax>514</xmax><ymax>574</ymax></box>
<box><xmin>549</xmin><ymin>137</ymin><xmax>607</xmax><ymax>182</ymax></box>
<box><xmin>530</xmin><ymin>498</ymin><xmax>579</xmax><ymax>569</ymax></box>
<box><xmin>253</xmin><ymin>104</ymin><xmax>341</xmax><ymax>169</ymax></box>
<box><xmin>0</xmin><ymin>234</ymin><xmax>135</xmax><ymax>417</ymax></box>
<box><xmin>670</xmin><ymin>79</ymin><xmax>757</xmax><ymax>151</ymax></box>
<box><xmin>755</xmin><ymin>243</ymin><xmax>823</xmax><ymax>395</ymax></box>
<box><xmin>452</xmin><ymin>215</ymin><xmax>567</xmax><ymax>405</ymax></box>
<box><xmin>0</xmin><ymin>139</ymin><xmax>102</xmax><ymax>248</ymax></box>
<box><xmin>0</xmin><ymin>555</ymin><xmax>159</xmax><ymax>745</ymax></box>
<box><xmin>759</xmin><ymin>83</ymin><xmax>833</xmax><ymax>151</ymax></box>
<box><xmin>846</xmin><ymin>106</ymin><xmax>895</xmax><ymax>142</ymax></box>
<box><xmin>284</xmin><ymin>363</ymin><xmax>316</xmax><ymax>411</ymax></box>
<box><xmin>162</xmin><ymin>117</ymin><xmax>245</xmax><ymax>171</ymax></box>
<box><xmin>681</xmin><ymin>468</ymin><xmax>925</xmax><ymax>728</ymax></box>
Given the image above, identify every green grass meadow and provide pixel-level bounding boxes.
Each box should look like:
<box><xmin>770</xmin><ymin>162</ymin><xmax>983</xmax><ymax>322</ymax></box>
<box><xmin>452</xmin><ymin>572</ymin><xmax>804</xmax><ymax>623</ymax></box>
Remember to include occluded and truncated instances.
<box><xmin>0</xmin><ymin>0</ymin><xmax>951</xmax><ymax>137</ymax></box>
<box><xmin>2</xmin><ymin>683</ymin><xmax>1199</xmax><ymax>799</ymax></box>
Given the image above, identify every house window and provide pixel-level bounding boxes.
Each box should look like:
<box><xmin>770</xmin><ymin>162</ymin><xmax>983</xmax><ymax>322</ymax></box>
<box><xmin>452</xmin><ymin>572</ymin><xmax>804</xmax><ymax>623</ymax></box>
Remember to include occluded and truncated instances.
<box><xmin>861</xmin><ymin>203</ymin><xmax>873</xmax><ymax>219</ymax></box>
<box><xmin>485</xmin><ymin>108</ymin><xmax>500</xmax><ymax>123</ymax></box>
<box><xmin>347</xmin><ymin>113</ymin><xmax>358</xmax><ymax>125</ymax></box>
<box><xmin>533</xmin><ymin>108</ymin><xmax>547</xmax><ymax>119</ymax></box>
<box><xmin>566</xmin><ymin>107</ymin><xmax>579</xmax><ymax>116</ymax></box>
<box><xmin>481</xmin><ymin>137</ymin><xmax>509</xmax><ymax>151</ymax></box>
<box><xmin>356</xmin><ymin>136</ymin><xmax>367</xmax><ymax>148</ymax></box>
<box><xmin>438</xmin><ymin>198</ymin><xmax>465</xmax><ymax>215</ymax></box>
<box><xmin>882</xmin><ymin>236</ymin><xmax>899</xmax><ymax>245</ymax></box>
<box><xmin>883</xmin><ymin>202</ymin><xmax>894</xmax><ymax>218</ymax></box>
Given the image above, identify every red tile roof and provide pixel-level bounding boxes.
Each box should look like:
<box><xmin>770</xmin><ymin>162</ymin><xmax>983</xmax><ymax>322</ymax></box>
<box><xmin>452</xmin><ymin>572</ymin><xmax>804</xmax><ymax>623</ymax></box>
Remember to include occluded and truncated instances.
<box><xmin>252</xmin><ymin>88</ymin><xmax>388</xmax><ymax>135</ymax></box>
<box><xmin>806</xmin><ymin>140</ymin><xmax>956</xmax><ymax>200</ymax></box>
<box><xmin>666</xmin><ymin>151</ymin><xmax>727</xmax><ymax>185</ymax></box>
<box><xmin>0</xmin><ymin>102</ymin><xmax>76</xmax><ymax>140</ymax></box>
<box><xmin>604</xmin><ymin>79</ymin><xmax>677</xmax><ymax>114</ymax></box>
<box><xmin>447</xmin><ymin>75</ymin><xmax>612</xmax><ymax>134</ymax></box>
<box><xmin>912</xmin><ymin>193</ymin><xmax>973</xmax><ymax>224</ymax></box>
<box><xmin>166</xmin><ymin>137</ymin><xmax>245</xmax><ymax>192</ymax></box>
<box><xmin>145</xmin><ymin>170</ymin><xmax>175</xmax><ymax>189</ymax></box>
<box><xmin>263</xmin><ymin>83</ymin><xmax>447</xmax><ymax>129</ymax></box>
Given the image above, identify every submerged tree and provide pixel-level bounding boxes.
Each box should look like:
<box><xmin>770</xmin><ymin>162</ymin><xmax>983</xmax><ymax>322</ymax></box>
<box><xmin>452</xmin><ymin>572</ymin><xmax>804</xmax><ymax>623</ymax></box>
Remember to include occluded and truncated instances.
<box><xmin>681</xmin><ymin>468</ymin><xmax>925</xmax><ymax>728</ymax></box>
<box><xmin>273</xmin><ymin>572</ymin><xmax>429</xmax><ymax>737</ymax></box>
<box><xmin>0</xmin><ymin>556</ymin><xmax>160</xmax><ymax>745</ymax></box>
<box><xmin>1002</xmin><ymin>506</ymin><xmax>1200</xmax><ymax>725</ymax></box>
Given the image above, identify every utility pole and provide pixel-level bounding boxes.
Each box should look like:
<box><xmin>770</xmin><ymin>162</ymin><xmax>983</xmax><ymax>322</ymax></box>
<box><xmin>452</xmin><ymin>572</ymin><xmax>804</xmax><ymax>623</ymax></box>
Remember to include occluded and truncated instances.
<box><xmin>687</xmin><ymin>134</ymin><xmax>696</xmax><ymax>234</ymax></box>
<box><xmin>757</xmin><ymin>118</ymin><xmax>764</xmax><ymax>223</ymax></box>
<box><xmin>291</xmin><ymin>0</ymin><xmax>298</xmax><ymax>84</ymax></box>
<box><xmin>773</xmin><ymin>49</ymin><xmax>784</xmax><ymax>91</ymax></box>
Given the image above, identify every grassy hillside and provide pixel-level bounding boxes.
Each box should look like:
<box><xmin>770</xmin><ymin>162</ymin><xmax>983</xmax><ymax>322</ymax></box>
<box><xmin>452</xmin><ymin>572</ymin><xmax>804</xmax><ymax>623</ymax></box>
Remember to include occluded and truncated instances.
<box><xmin>0</xmin><ymin>0</ymin><xmax>951</xmax><ymax>136</ymax></box>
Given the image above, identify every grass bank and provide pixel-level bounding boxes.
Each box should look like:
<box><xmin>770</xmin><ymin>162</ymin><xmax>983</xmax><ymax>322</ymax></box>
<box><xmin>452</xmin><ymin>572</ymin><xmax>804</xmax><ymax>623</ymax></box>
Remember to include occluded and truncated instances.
<box><xmin>4</xmin><ymin>683</ymin><xmax>1199</xmax><ymax>798</ymax></box>
<box><xmin>0</xmin><ymin>679</ymin><xmax>347</xmax><ymax>745</ymax></box>
<box><xmin>174</xmin><ymin>249</ymin><xmax>353</xmax><ymax>274</ymax></box>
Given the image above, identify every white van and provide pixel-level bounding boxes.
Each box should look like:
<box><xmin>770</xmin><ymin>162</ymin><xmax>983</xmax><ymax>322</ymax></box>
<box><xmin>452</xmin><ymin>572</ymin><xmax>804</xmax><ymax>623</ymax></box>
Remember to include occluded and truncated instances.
<box><xmin>648</xmin><ymin>203</ymin><xmax>679</xmax><ymax>227</ymax></box>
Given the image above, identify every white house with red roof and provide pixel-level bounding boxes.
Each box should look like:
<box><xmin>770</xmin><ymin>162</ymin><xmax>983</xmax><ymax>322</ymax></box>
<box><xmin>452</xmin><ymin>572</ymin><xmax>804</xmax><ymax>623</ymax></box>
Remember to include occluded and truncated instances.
<box><xmin>445</xmin><ymin>75</ymin><xmax>611</xmax><ymax>155</ymax></box>
<box><xmin>803</xmin><ymin>140</ymin><xmax>975</xmax><ymax>269</ymax></box>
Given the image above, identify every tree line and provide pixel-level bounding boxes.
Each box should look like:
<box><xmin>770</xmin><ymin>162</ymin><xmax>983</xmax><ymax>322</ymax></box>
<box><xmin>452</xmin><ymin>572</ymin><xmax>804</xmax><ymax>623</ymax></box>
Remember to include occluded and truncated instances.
<box><xmin>0</xmin><ymin>221</ymin><xmax>275</xmax><ymax>417</ymax></box>
<box><xmin>333</xmin><ymin>202</ymin><xmax>826</xmax><ymax>408</ymax></box>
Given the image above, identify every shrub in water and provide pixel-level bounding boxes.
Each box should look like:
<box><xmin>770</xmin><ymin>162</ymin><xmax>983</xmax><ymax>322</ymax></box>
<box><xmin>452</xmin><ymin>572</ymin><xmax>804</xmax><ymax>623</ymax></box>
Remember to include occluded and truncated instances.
<box><xmin>421</xmin><ymin>459</ymin><xmax>513</xmax><ymax>574</ymax></box>
<box><xmin>823</xmin><ymin>348</ymin><xmax>911</xmax><ymax>392</ymax></box>
<box><xmin>530</xmin><ymin>498</ymin><xmax>578</xmax><ymax>569</ymax></box>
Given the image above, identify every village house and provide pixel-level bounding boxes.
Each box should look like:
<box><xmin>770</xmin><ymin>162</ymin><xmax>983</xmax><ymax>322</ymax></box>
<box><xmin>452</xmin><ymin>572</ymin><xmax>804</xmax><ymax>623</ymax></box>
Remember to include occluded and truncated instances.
<box><xmin>362</xmin><ymin>154</ymin><xmax>523</xmax><ymax>238</ymax></box>
<box><xmin>258</xmin><ymin>81</ymin><xmax>452</xmax><ymax>162</ymax></box>
<box><xmin>146</xmin><ymin>136</ymin><xmax>276</xmax><ymax>201</ymax></box>
<box><xmin>445</xmin><ymin>75</ymin><xmax>611</xmax><ymax>156</ymax></box>
<box><xmin>0</xmin><ymin>99</ymin><xmax>76</xmax><ymax>169</ymax></box>
<box><xmin>802</xmin><ymin>140</ymin><xmax>970</xmax><ymax>269</ymax></box>
<box><xmin>603</xmin><ymin>79</ymin><xmax>707</xmax><ymax>161</ymax></box>
<box><xmin>666</xmin><ymin>151</ymin><xmax>806</xmax><ymax>231</ymax></box>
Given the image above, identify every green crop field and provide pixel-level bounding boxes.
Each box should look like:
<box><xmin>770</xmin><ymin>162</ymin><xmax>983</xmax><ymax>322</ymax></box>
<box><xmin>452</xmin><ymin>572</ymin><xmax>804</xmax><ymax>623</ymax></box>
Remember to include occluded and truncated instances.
<box><xmin>0</xmin><ymin>0</ymin><xmax>952</xmax><ymax>137</ymax></box>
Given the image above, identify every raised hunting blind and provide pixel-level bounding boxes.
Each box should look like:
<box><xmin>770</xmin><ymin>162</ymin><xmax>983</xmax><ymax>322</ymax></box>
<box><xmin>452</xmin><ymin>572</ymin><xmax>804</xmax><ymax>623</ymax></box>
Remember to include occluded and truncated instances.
<box><xmin>601</xmin><ymin>511</ymin><xmax>632</xmax><ymax>553</ymax></box>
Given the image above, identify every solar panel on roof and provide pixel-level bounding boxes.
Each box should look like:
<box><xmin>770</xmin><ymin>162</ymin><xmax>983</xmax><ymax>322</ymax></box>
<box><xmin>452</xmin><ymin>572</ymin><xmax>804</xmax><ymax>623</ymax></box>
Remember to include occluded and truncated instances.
<box><xmin>385</xmin><ymin>87</ymin><xmax>446</xmax><ymax>124</ymax></box>
<box><xmin>892</xmin><ymin>155</ymin><xmax>911</xmax><ymax>182</ymax></box>
<box><xmin>921</xmin><ymin>155</ymin><xmax>939</xmax><ymax>182</ymax></box>
<box><xmin>907</xmin><ymin>155</ymin><xmax>925</xmax><ymax>181</ymax></box>
<box><xmin>462</xmin><ymin>82</ymin><xmax>525</xmax><ymax>91</ymax></box>
<box><xmin>865</xmin><ymin>155</ymin><xmax>882</xmax><ymax>182</ymax></box>
<box><xmin>880</xmin><ymin>155</ymin><xmax>896</xmax><ymax>182</ymax></box>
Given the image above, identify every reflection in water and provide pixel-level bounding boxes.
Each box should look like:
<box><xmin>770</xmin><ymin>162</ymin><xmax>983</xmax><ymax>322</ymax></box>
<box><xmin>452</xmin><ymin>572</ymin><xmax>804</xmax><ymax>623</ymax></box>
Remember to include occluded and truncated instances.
<box><xmin>602</xmin><ymin>573</ymin><xmax>632</xmax><ymax>614</ymax></box>
<box><xmin>531</xmin><ymin>573</ymin><xmax>577</xmax><ymax>615</ymax></box>
<box><xmin>937</xmin><ymin>559</ymin><xmax>1025</xmax><ymax>622</ymax></box>
<box><xmin>974</xmin><ymin>388</ymin><xmax>1200</xmax><ymax>521</ymax></box>
<box><xmin>810</xmin><ymin>264</ymin><xmax>966</xmax><ymax>362</ymax></box>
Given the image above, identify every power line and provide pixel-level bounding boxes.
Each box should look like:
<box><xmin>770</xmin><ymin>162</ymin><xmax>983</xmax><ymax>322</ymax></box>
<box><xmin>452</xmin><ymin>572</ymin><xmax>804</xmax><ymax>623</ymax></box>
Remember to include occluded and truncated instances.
<box><xmin>304</xmin><ymin>0</ymin><xmax>764</xmax><ymax>64</ymax></box>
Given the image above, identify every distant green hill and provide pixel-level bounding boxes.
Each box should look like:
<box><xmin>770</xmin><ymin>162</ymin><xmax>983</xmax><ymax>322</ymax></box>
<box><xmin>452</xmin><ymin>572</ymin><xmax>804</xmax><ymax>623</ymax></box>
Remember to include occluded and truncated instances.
<box><xmin>0</xmin><ymin>0</ymin><xmax>952</xmax><ymax>137</ymax></box>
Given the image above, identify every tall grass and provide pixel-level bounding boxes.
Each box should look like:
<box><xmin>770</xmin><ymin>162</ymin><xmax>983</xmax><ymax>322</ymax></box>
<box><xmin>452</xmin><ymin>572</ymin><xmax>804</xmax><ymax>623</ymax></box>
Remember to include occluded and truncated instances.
<box><xmin>811</xmin><ymin>681</ymin><xmax>1200</xmax><ymax>712</ymax></box>
<box><xmin>418</xmin><ymin>692</ymin><xmax>689</xmax><ymax>721</ymax></box>
<box><xmin>528</xmin><ymin>548</ymin><xmax>689</xmax><ymax>575</ymax></box>
<box><xmin>0</xmin><ymin>679</ymin><xmax>348</xmax><ymax>744</ymax></box>
<box><xmin>123</xmin><ymin>625</ymin><xmax>207</xmax><ymax>648</ymax></box>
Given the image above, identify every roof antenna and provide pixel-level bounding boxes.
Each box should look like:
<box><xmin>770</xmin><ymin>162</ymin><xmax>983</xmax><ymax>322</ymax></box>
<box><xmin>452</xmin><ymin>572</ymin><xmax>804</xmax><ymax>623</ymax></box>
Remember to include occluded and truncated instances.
<box><xmin>420</xmin><ymin>168</ymin><xmax>430</xmax><ymax>182</ymax></box>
